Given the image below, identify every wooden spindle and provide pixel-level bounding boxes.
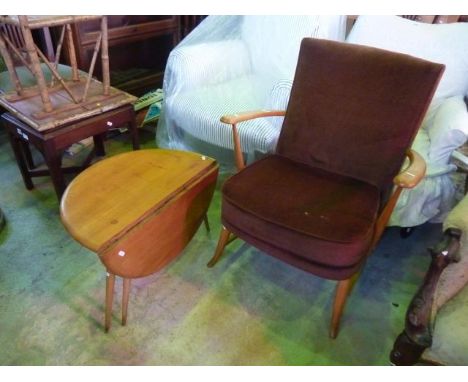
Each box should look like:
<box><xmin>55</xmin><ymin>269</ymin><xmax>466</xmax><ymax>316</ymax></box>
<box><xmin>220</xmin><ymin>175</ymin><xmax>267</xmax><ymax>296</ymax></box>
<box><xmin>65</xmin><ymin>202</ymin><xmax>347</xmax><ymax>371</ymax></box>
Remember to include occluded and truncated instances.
<box><xmin>34</xmin><ymin>43</ymin><xmax>80</xmax><ymax>104</ymax></box>
<box><xmin>50</xmin><ymin>26</ymin><xmax>66</xmax><ymax>86</ymax></box>
<box><xmin>100</xmin><ymin>16</ymin><xmax>110</xmax><ymax>96</ymax></box>
<box><xmin>2</xmin><ymin>31</ymin><xmax>34</xmax><ymax>73</ymax></box>
<box><xmin>5</xmin><ymin>25</ymin><xmax>24</xmax><ymax>52</ymax></box>
<box><xmin>18</xmin><ymin>16</ymin><xmax>53</xmax><ymax>112</ymax></box>
<box><xmin>0</xmin><ymin>31</ymin><xmax>23</xmax><ymax>95</ymax></box>
<box><xmin>81</xmin><ymin>32</ymin><xmax>102</xmax><ymax>102</ymax></box>
<box><xmin>41</xmin><ymin>27</ymin><xmax>55</xmax><ymax>62</ymax></box>
<box><xmin>65</xmin><ymin>24</ymin><xmax>79</xmax><ymax>81</ymax></box>
<box><xmin>14</xmin><ymin>25</ymin><xmax>25</xmax><ymax>48</ymax></box>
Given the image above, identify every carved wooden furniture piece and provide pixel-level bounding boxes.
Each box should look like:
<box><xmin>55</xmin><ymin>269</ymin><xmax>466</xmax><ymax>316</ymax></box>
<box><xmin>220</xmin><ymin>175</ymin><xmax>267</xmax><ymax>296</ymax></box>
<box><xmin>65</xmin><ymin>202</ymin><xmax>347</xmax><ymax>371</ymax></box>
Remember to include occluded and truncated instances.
<box><xmin>391</xmin><ymin>187</ymin><xmax>468</xmax><ymax>365</ymax></box>
<box><xmin>207</xmin><ymin>38</ymin><xmax>444</xmax><ymax>338</ymax></box>
<box><xmin>390</xmin><ymin>228</ymin><xmax>461</xmax><ymax>365</ymax></box>
<box><xmin>60</xmin><ymin>149</ymin><xmax>218</xmax><ymax>332</ymax></box>
<box><xmin>1</xmin><ymin>103</ymin><xmax>139</xmax><ymax>199</ymax></box>
<box><xmin>0</xmin><ymin>16</ymin><xmax>136</xmax><ymax>131</ymax></box>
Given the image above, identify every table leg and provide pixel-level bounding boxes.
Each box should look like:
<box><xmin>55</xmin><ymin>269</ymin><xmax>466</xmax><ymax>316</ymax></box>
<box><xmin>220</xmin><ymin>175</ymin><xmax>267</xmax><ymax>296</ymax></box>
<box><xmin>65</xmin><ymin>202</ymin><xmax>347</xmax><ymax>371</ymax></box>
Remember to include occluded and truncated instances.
<box><xmin>93</xmin><ymin>134</ymin><xmax>106</xmax><ymax>157</ymax></box>
<box><xmin>105</xmin><ymin>272</ymin><xmax>115</xmax><ymax>332</ymax></box>
<box><xmin>7</xmin><ymin>131</ymin><xmax>34</xmax><ymax>190</ymax></box>
<box><xmin>43</xmin><ymin>144</ymin><xmax>66</xmax><ymax>199</ymax></box>
<box><xmin>19</xmin><ymin>140</ymin><xmax>35</xmax><ymax>169</ymax></box>
<box><xmin>203</xmin><ymin>214</ymin><xmax>211</xmax><ymax>232</ymax></box>
<box><xmin>129</xmin><ymin>112</ymin><xmax>140</xmax><ymax>150</ymax></box>
<box><xmin>122</xmin><ymin>278</ymin><xmax>131</xmax><ymax>326</ymax></box>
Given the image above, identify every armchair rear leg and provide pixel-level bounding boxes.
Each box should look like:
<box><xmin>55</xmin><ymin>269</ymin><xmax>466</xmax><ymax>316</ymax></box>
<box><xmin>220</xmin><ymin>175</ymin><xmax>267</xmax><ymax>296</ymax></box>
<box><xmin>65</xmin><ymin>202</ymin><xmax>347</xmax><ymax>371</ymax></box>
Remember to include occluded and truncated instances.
<box><xmin>207</xmin><ymin>226</ymin><xmax>231</xmax><ymax>267</ymax></box>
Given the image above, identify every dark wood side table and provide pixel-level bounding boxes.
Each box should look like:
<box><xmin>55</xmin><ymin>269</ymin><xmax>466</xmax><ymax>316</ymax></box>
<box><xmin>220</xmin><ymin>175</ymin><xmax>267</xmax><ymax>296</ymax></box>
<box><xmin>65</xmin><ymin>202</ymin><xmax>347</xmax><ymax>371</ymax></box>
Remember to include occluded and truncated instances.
<box><xmin>2</xmin><ymin>103</ymin><xmax>139</xmax><ymax>199</ymax></box>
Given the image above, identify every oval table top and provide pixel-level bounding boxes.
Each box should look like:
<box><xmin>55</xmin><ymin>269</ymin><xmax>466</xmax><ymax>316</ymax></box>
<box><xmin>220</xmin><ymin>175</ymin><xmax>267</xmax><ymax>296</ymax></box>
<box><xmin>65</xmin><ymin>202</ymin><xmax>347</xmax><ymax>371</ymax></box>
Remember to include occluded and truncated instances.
<box><xmin>60</xmin><ymin>149</ymin><xmax>218</xmax><ymax>253</ymax></box>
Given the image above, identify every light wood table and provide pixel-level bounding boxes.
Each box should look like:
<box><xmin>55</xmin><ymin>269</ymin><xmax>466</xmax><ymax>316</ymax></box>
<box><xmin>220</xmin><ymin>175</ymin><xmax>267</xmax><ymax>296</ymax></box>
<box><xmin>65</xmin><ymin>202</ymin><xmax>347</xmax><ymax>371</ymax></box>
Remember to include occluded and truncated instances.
<box><xmin>60</xmin><ymin>149</ymin><xmax>218</xmax><ymax>332</ymax></box>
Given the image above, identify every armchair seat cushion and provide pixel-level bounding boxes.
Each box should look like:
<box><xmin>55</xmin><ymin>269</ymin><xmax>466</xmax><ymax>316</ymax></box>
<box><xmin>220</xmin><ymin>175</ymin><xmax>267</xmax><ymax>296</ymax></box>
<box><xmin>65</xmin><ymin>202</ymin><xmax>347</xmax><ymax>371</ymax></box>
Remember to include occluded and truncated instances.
<box><xmin>222</xmin><ymin>155</ymin><xmax>381</xmax><ymax>279</ymax></box>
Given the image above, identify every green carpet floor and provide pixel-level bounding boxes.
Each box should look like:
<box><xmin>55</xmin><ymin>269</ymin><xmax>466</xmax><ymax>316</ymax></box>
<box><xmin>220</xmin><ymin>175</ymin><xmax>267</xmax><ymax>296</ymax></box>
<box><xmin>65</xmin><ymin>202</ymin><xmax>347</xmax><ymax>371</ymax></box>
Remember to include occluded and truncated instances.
<box><xmin>0</xmin><ymin>127</ymin><xmax>444</xmax><ymax>365</ymax></box>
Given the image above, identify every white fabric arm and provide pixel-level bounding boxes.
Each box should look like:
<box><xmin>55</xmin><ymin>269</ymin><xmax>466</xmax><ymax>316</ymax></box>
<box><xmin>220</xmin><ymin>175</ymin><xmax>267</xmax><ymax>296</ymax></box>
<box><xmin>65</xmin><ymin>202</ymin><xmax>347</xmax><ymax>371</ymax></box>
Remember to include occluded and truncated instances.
<box><xmin>164</xmin><ymin>40</ymin><xmax>251</xmax><ymax>93</ymax></box>
<box><xmin>427</xmin><ymin>96</ymin><xmax>468</xmax><ymax>166</ymax></box>
<box><xmin>261</xmin><ymin>79</ymin><xmax>293</xmax><ymax>150</ymax></box>
<box><xmin>267</xmin><ymin>79</ymin><xmax>293</xmax><ymax>110</ymax></box>
<box><xmin>425</xmin><ymin>163</ymin><xmax>458</xmax><ymax>178</ymax></box>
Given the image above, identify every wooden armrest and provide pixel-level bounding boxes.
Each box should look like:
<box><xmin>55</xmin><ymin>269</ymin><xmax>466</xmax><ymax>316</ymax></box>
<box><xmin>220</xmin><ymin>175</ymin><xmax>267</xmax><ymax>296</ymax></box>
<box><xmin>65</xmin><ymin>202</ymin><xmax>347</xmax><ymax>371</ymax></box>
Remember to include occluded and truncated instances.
<box><xmin>222</xmin><ymin>110</ymin><xmax>286</xmax><ymax>171</ymax></box>
<box><xmin>372</xmin><ymin>150</ymin><xmax>426</xmax><ymax>248</ymax></box>
<box><xmin>220</xmin><ymin>110</ymin><xmax>286</xmax><ymax>125</ymax></box>
<box><xmin>393</xmin><ymin>150</ymin><xmax>426</xmax><ymax>189</ymax></box>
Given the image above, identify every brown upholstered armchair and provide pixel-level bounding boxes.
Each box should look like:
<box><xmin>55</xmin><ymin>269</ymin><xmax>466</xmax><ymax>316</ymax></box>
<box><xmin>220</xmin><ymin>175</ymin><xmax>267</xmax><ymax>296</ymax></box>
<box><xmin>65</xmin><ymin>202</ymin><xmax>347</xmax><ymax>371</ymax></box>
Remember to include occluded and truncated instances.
<box><xmin>207</xmin><ymin>38</ymin><xmax>444</xmax><ymax>338</ymax></box>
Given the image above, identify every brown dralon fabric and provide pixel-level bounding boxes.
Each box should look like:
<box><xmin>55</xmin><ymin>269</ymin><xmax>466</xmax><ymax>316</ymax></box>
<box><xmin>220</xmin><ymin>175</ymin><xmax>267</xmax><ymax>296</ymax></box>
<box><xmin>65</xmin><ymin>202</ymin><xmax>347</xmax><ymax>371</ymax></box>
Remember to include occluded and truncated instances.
<box><xmin>222</xmin><ymin>38</ymin><xmax>444</xmax><ymax>280</ymax></box>
<box><xmin>222</xmin><ymin>155</ymin><xmax>380</xmax><ymax>280</ymax></box>
<box><xmin>222</xmin><ymin>220</ymin><xmax>363</xmax><ymax>280</ymax></box>
<box><xmin>277</xmin><ymin>38</ymin><xmax>445</xmax><ymax>191</ymax></box>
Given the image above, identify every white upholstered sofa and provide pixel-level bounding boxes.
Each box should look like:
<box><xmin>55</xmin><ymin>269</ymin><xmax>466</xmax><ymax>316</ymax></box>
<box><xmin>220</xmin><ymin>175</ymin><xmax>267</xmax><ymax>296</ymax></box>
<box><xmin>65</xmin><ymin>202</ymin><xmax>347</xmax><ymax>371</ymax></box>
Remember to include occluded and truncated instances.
<box><xmin>157</xmin><ymin>15</ymin><xmax>347</xmax><ymax>163</ymax></box>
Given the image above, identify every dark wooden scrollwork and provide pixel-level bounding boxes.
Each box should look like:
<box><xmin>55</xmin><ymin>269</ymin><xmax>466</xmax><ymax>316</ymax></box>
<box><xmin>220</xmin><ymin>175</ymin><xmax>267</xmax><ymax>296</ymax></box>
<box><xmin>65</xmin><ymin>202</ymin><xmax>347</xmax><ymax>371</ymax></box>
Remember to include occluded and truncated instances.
<box><xmin>390</xmin><ymin>228</ymin><xmax>462</xmax><ymax>365</ymax></box>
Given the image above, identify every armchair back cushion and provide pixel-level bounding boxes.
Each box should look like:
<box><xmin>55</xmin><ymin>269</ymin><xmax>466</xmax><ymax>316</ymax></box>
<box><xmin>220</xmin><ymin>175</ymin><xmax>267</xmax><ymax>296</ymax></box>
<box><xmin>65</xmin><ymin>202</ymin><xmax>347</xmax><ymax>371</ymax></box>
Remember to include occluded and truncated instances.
<box><xmin>276</xmin><ymin>38</ymin><xmax>444</xmax><ymax>191</ymax></box>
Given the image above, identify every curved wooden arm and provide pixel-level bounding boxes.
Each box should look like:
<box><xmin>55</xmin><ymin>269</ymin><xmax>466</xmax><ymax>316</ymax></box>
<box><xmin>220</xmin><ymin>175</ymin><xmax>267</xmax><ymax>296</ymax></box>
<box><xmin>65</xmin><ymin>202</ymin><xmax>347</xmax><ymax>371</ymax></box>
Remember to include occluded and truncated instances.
<box><xmin>372</xmin><ymin>150</ymin><xmax>426</xmax><ymax>248</ymax></box>
<box><xmin>220</xmin><ymin>110</ymin><xmax>286</xmax><ymax>171</ymax></box>
<box><xmin>220</xmin><ymin>110</ymin><xmax>286</xmax><ymax>125</ymax></box>
<box><xmin>393</xmin><ymin>149</ymin><xmax>426</xmax><ymax>189</ymax></box>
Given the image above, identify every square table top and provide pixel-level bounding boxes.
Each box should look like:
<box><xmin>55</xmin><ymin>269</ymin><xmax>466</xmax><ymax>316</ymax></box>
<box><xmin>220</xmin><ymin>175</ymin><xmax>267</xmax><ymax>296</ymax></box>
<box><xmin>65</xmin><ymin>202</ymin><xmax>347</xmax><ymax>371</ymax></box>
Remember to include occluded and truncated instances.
<box><xmin>0</xmin><ymin>78</ymin><xmax>137</xmax><ymax>132</ymax></box>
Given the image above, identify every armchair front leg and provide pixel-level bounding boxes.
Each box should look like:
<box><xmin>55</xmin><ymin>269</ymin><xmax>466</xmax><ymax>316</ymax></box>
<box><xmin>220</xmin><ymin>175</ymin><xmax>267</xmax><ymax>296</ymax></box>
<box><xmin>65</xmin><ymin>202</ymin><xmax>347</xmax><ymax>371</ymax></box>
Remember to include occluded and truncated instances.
<box><xmin>220</xmin><ymin>110</ymin><xmax>286</xmax><ymax>171</ymax></box>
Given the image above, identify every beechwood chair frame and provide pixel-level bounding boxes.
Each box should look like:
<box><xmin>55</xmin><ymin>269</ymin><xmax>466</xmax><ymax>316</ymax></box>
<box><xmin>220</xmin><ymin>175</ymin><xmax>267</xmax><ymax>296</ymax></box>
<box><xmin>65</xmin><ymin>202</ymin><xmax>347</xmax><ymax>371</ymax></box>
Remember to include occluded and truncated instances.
<box><xmin>207</xmin><ymin>109</ymin><xmax>427</xmax><ymax>338</ymax></box>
